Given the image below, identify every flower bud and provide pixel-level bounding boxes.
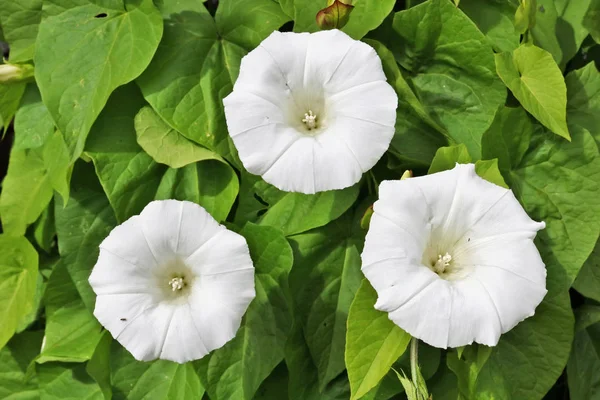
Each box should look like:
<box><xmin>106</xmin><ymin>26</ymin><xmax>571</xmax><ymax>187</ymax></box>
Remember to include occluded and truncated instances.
<box><xmin>360</xmin><ymin>205</ymin><xmax>374</xmax><ymax>230</ymax></box>
<box><xmin>316</xmin><ymin>0</ymin><xmax>354</xmax><ymax>30</ymax></box>
<box><xmin>0</xmin><ymin>63</ymin><xmax>34</xmax><ymax>83</ymax></box>
<box><xmin>400</xmin><ymin>170</ymin><xmax>413</xmax><ymax>180</ymax></box>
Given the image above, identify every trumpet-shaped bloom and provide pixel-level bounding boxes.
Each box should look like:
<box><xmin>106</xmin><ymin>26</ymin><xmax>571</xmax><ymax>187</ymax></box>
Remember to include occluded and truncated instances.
<box><xmin>361</xmin><ymin>164</ymin><xmax>547</xmax><ymax>348</ymax></box>
<box><xmin>89</xmin><ymin>200</ymin><xmax>255</xmax><ymax>363</ymax></box>
<box><xmin>224</xmin><ymin>29</ymin><xmax>398</xmax><ymax>194</ymax></box>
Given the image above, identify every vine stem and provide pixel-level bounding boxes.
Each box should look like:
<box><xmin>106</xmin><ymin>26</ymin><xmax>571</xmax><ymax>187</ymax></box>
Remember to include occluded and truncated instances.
<box><xmin>410</xmin><ymin>337</ymin><xmax>419</xmax><ymax>389</ymax></box>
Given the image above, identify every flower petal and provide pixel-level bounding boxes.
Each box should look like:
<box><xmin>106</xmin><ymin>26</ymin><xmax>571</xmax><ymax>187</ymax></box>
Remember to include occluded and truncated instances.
<box><xmin>261</xmin><ymin>137</ymin><xmax>316</xmax><ymax>193</ymax></box>
<box><xmin>257</xmin><ymin>31</ymin><xmax>310</xmax><ymax>91</ymax></box>
<box><xmin>306</xmin><ymin>30</ymin><xmax>387</xmax><ymax>94</ymax></box>
<box><xmin>470</xmin><ymin>265</ymin><xmax>547</xmax><ymax>333</ymax></box>
<box><xmin>89</xmin><ymin>250</ymin><xmax>158</xmax><ymax>296</ymax></box>
<box><xmin>326</xmin><ymin>114</ymin><xmax>395</xmax><ymax>173</ymax></box>
<box><xmin>362</xmin><ymin>180</ymin><xmax>430</xmax><ymax>268</ymax></box>
<box><xmin>232</xmin><ymin>45</ymin><xmax>292</xmax><ymax>106</ymax></box>
<box><xmin>158</xmin><ymin>304</ymin><xmax>211</xmax><ymax>363</ymax></box>
<box><xmin>99</xmin><ymin>216</ymin><xmax>159</xmax><ymax>270</ymax></box>
<box><xmin>387</xmin><ymin>279</ymin><xmax>451</xmax><ymax>349</ymax></box>
<box><xmin>186</xmin><ymin>228</ymin><xmax>254</xmax><ymax>276</ymax></box>
<box><xmin>447</xmin><ymin>278</ymin><xmax>503</xmax><ymax>347</ymax></box>
<box><xmin>455</xmin><ymin>232</ymin><xmax>547</xmax><ymax>286</ymax></box>
<box><xmin>113</xmin><ymin>302</ymin><xmax>175</xmax><ymax>362</ymax></box>
<box><xmin>223</xmin><ymin>91</ymin><xmax>288</xmax><ymax>136</ymax></box>
<box><xmin>311</xmin><ymin>131</ymin><xmax>363</xmax><ymax>192</ymax></box>
<box><xmin>189</xmin><ymin>268</ymin><xmax>256</xmax><ymax>351</ymax></box>
<box><xmin>93</xmin><ymin>293</ymin><xmax>156</xmax><ymax>349</ymax></box>
<box><xmin>224</xmin><ymin>107</ymin><xmax>303</xmax><ymax>176</ymax></box>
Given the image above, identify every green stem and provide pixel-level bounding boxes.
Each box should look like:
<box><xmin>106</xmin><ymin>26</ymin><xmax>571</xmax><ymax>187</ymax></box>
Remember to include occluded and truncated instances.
<box><xmin>410</xmin><ymin>337</ymin><xmax>419</xmax><ymax>389</ymax></box>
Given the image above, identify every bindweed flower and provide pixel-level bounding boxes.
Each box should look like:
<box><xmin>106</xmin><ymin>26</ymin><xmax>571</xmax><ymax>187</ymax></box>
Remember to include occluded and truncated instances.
<box><xmin>89</xmin><ymin>200</ymin><xmax>255</xmax><ymax>363</ymax></box>
<box><xmin>361</xmin><ymin>164</ymin><xmax>547</xmax><ymax>348</ymax></box>
<box><xmin>224</xmin><ymin>30</ymin><xmax>398</xmax><ymax>194</ymax></box>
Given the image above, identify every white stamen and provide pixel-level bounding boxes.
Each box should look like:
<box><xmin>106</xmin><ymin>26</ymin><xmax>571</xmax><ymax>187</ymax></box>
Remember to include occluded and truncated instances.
<box><xmin>434</xmin><ymin>252</ymin><xmax>452</xmax><ymax>273</ymax></box>
<box><xmin>169</xmin><ymin>277</ymin><xmax>184</xmax><ymax>291</ymax></box>
<box><xmin>302</xmin><ymin>110</ymin><xmax>317</xmax><ymax>130</ymax></box>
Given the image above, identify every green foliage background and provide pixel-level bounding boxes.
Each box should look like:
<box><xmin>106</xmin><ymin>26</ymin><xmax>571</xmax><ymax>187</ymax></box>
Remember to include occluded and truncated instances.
<box><xmin>1</xmin><ymin>0</ymin><xmax>600</xmax><ymax>399</ymax></box>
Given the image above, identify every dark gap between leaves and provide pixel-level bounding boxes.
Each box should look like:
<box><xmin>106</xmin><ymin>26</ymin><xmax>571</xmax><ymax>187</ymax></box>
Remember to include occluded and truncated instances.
<box><xmin>95</xmin><ymin>13</ymin><xmax>108</xmax><ymax>18</ymax></box>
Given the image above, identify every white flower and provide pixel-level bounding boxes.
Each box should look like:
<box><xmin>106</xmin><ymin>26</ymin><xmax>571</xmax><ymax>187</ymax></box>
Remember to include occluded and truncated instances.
<box><xmin>361</xmin><ymin>164</ymin><xmax>547</xmax><ymax>348</ymax></box>
<box><xmin>223</xmin><ymin>29</ymin><xmax>398</xmax><ymax>194</ymax></box>
<box><xmin>89</xmin><ymin>200</ymin><xmax>255</xmax><ymax>363</ymax></box>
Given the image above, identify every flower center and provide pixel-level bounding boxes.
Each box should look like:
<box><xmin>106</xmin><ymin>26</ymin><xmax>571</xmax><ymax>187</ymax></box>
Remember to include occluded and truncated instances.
<box><xmin>302</xmin><ymin>110</ymin><xmax>318</xmax><ymax>130</ymax></box>
<box><xmin>169</xmin><ymin>276</ymin><xmax>185</xmax><ymax>291</ymax></box>
<box><xmin>432</xmin><ymin>252</ymin><xmax>452</xmax><ymax>274</ymax></box>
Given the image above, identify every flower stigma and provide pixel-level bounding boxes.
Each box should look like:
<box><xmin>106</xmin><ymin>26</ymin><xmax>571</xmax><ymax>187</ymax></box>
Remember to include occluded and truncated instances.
<box><xmin>169</xmin><ymin>276</ymin><xmax>185</xmax><ymax>292</ymax></box>
<box><xmin>302</xmin><ymin>110</ymin><xmax>318</xmax><ymax>130</ymax></box>
<box><xmin>433</xmin><ymin>252</ymin><xmax>452</xmax><ymax>274</ymax></box>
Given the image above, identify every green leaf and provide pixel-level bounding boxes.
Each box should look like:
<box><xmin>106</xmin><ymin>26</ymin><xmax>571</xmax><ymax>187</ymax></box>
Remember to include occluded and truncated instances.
<box><xmin>278</xmin><ymin>0</ymin><xmax>294</xmax><ymax>17</ymax></box>
<box><xmin>495</xmin><ymin>44</ymin><xmax>570</xmax><ymax>140</ymax></box>
<box><xmin>483</xmin><ymin>106</ymin><xmax>600</xmax><ymax>286</ymax></box>
<box><xmin>427</xmin><ymin>144</ymin><xmax>509</xmax><ymax>188</ymax></box>
<box><xmin>0</xmin><ymin>148</ymin><xmax>53</xmax><ymax>236</ymax></box>
<box><xmin>86</xmin><ymin>332</ymin><xmax>112</xmax><ymax>400</ymax></box>
<box><xmin>532</xmin><ymin>0</ymin><xmax>592</xmax><ymax>69</ymax></box>
<box><xmin>0</xmin><ymin>331</ymin><xmax>43</xmax><ymax>400</ymax></box>
<box><xmin>568</xmin><ymin>317</ymin><xmax>600</xmax><ymax>400</ymax></box>
<box><xmin>13</xmin><ymin>84</ymin><xmax>55</xmax><ymax>150</ymax></box>
<box><xmin>362</xmin><ymin>343</ymin><xmax>441</xmax><ymax>400</ymax></box>
<box><xmin>111</xmin><ymin>343</ymin><xmax>204</xmax><ymax>400</ymax></box>
<box><xmin>0</xmin><ymin>236</ymin><xmax>38</xmax><ymax>350</ymax></box>
<box><xmin>254</xmin><ymin>363</ymin><xmax>289</xmax><ymax>400</ymax></box>
<box><xmin>37</xmin><ymin>261</ymin><xmax>103</xmax><ymax>364</ymax></box>
<box><xmin>575</xmin><ymin>304</ymin><xmax>600</xmax><ymax>331</ymax></box>
<box><xmin>16</xmin><ymin>270</ymin><xmax>47</xmax><ymax>333</ymax></box>
<box><xmin>428</xmin><ymin>144</ymin><xmax>472</xmax><ymax>174</ymax></box>
<box><xmin>392</xmin><ymin>0</ymin><xmax>506</xmax><ymax>159</ymax></box>
<box><xmin>34</xmin><ymin>0</ymin><xmax>163</xmax><ymax>163</ymax></box>
<box><xmin>285</xmin><ymin>323</ymin><xmax>350</xmax><ymax>400</ymax></box>
<box><xmin>154</xmin><ymin>162</ymin><xmax>239</xmax><ymax>222</ymax></box>
<box><xmin>37</xmin><ymin>363</ymin><xmax>103</xmax><ymax>400</ymax></box>
<box><xmin>514</xmin><ymin>0</ymin><xmax>537</xmax><ymax>34</ymax></box>
<box><xmin>446</xmin><ymin>345</ymin><xmax>493</xmax><ymax>399</ymax></box>
<box><xmin>54</xmin><ymin>162</ymin><xmax>117</xmax><ymax>311</ymax></box>
<box><xmin>288</xmin><ymin>212</ymin><xmax>363</xmax><ymax>389</ymax></box>
<box><xmin>428</xmin><ymin>363</ymin><xmax>459</xmax><ymax>400</ymax></box>
<box><xmin>367</xmin><ymin>39</ymin><xmax>447</xmax><ymax>168</ymax></box>
<box><xmin>566</xmin><ymin>62</ymin><xmax>600</xmax><ymax>144</ymax></box>
<box><xmin>42</xmin><ymin>130</ymin><xmax>72</xmax><ymax>203</ymax></box>
<box><xmin>216</xmin><ymin>0</ymin><xmax>292</xmax><ymax>50</ymax></box>
<box><xmin>474</xmin><ymin>159</ymin><xmax>509</xmax><ymax>189</ymax></box>
<box><xmin>134</xmin><ymin>106</ymin><xmax>223</xmax><ymax>168</ymax></box>
<box><xmin>137</xmin><ymin>0</ymin><xmax>289</xmax><ymax>162</ymax></box>
<box><xmin>0</xmin><ymin>82</ymin><xmax>26</xmax><ymax>133</ymax></box>
<box><xmin>196</xmin><ymin>223</ymin><xmax>293</xmax><ymax>400</ymax></box>
<box><xmin>460</xmin><ymin>0</ymin><xmax>520</xmax><ymax>52</ymax></box>
<box><xmin>339</xmin><ymin>0</ymin><xmax>395</xmax><ymax>40</ymax></box>
<box><xmin>345</xmin><ymin>280</ymin><xmax>411</xmax><ymax>400</ymax></box>
<box><xmin>255</xmin><ymin>178</ymin><xmax>360</xmax><ymax>236</ymax></box>
<box><xmin>584</xmin><ymin>0</ymin><xmax>600</xmax><ymax>43</ymax></box>
<box><xmin>573</xmin><ymin>240</ymin><xmax>600</xmax><ymax>302</ymax></box>
<box><xmin>86</xmin><ymin>85</ymin><xmax>239</xmax><ymax>223</ymax></box>
<box><xmin>293</xmin><ymin>0</ymin><xmax>395</xmax><ymax>39</ymax></box>
<box><xmin>0</xmin><ymin>0</ymin><xmax>41</xmax><ymax>62</ymax></box>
